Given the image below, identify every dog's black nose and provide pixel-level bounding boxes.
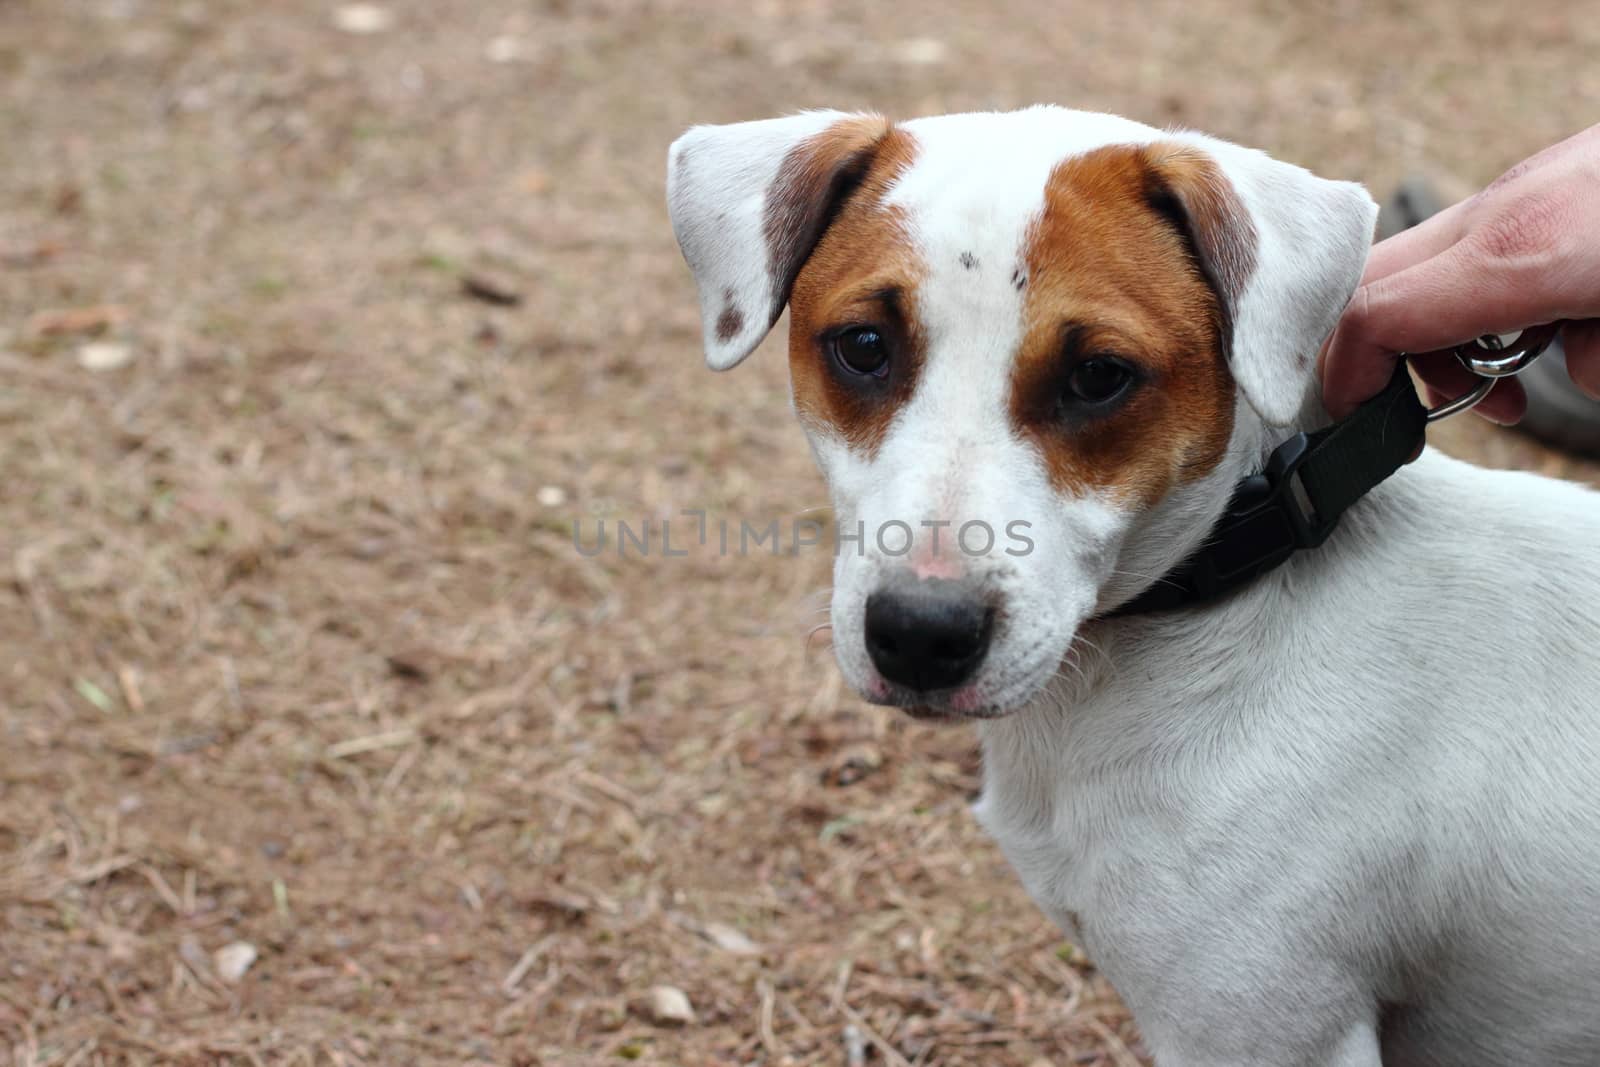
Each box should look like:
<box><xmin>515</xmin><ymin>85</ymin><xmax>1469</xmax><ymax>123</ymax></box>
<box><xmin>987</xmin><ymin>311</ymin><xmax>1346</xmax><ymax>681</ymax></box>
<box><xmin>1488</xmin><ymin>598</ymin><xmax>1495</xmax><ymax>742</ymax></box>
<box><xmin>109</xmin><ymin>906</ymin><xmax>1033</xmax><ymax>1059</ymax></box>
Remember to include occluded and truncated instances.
<box><xmin>864</xmin><ymin>582</ymin><xmax>995</xmax><ymax>692</ymax></box>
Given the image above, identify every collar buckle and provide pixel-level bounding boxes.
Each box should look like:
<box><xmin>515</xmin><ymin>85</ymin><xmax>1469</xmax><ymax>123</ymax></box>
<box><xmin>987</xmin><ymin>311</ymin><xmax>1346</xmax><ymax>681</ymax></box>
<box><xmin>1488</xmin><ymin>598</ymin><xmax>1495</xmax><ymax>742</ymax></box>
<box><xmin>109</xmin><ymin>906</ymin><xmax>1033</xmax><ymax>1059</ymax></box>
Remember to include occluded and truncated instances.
<box><xmin>1185</xmin><ymin>432</ymin><xmax>1331</xmax><ymax>599</ymax></box>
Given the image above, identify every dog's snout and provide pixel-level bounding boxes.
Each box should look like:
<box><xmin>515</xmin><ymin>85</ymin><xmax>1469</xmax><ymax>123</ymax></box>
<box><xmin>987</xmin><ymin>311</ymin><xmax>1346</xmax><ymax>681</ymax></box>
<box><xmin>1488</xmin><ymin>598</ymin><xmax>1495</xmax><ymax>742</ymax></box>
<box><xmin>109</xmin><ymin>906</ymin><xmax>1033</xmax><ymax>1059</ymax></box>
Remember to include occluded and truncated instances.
<box><xmin>864</xmin><ymin>581</ymin><xmax>995</xmax><ymax>692</ymax></box>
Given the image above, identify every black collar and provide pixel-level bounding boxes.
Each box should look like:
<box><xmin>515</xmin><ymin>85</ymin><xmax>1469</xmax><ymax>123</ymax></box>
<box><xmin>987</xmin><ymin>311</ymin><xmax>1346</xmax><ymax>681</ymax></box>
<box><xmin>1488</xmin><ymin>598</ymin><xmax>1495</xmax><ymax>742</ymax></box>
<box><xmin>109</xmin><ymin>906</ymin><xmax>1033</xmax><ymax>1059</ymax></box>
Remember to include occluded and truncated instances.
<box><xmin>1107</xmin><ymin>361</ymin><xmax>1427</xmax><ymax>618</ymax></box>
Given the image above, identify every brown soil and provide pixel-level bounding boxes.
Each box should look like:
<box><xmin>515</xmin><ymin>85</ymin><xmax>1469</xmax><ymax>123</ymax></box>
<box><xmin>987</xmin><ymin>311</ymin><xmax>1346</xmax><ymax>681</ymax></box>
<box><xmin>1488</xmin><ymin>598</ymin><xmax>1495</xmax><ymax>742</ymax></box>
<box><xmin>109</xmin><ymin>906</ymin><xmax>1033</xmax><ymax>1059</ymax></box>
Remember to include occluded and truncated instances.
<box><xmin>3</xmin><ymin>2</ymin><xmax>1597</xmax><ymax>1064</ymax></box>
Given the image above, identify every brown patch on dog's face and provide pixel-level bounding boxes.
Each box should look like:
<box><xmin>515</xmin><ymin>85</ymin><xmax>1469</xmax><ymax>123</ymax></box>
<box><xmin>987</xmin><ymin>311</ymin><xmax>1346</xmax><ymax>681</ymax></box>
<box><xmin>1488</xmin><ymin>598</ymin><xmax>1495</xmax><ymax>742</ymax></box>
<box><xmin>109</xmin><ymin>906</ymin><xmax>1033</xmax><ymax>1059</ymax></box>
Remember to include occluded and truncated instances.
<box><xmin>786</xmin><ymin>125</ymin><xmax>922</xmax><ymax>452</ymax></box>
<box><xmin>763</xmin><ymin>115</ymin><xmax>894</xmax><ymax>320</ymax></box>
<box><xmin>1145</xmin><ymin>145</ymin><xmax>1258</xmax><ymax>318</ymax></box>
<box><xmin>1010</xmin><ymin>143</ymin><xmax>1253</xmax><ymax>508</ymax></box>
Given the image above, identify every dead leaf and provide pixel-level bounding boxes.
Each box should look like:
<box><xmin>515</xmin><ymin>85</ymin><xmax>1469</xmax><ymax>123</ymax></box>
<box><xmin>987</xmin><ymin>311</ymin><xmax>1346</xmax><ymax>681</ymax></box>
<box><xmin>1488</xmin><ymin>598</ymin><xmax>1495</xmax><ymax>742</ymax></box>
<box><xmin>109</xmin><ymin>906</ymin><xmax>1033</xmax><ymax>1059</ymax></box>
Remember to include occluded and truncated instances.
<box><xmin>333</xmin><ymin>4</ymin><xmax>393</xmax><ymax>34</ymax></box>
<box><xmin>77</xmin><ymin>342</ymin><xmax>134</xmax><ymax>371</ymax></box>
<box><xmin>700</xmin><ymin>921</ymin><xmax>762</xmax><ymax>957</ymax></box>
<box><xmin>214</xmin><ymin>941</ymin><xmax>258</xmax><ymax>983</ymax></box>
<box><xmin>528</xmin><ymin>890</ymin><xmax>592</xmax><ymax>920</ymax></box>
<box><xmin>26</xmin><ymin>304</ymin><xmax>127</xmax><ymax>338</ymax></box>
<box><xmin>823</xmin><ymin>743</ymin><xmax>883</xmax><ymax>787</ymax></box>
<box><xmin>640</xmin><ymin>984</ymin><xmax>695</xmax><ymax>1025</ymax></box>
<box><xmin>1</xmin><ymin>239</ymin><xmax>63</xmax><ymax>268</ymax></box>
<box><xmin>385</xmin><ymin>651</ymin><xmax>432</xmax><ymax>682</ymax></box>
<box><xmin>460</xmin><ymin>271</ymin><xmax>523</xmax><ymax>307</ymax></box>
<box><xmin>891</xmin><ymin>37</ymin><xmax>948</xmax><ymax>65</ymax></box>
<box><xmin>485</xmin><ymin>36</ymin><xmax>528</xmax><ymax>63</ymax></box>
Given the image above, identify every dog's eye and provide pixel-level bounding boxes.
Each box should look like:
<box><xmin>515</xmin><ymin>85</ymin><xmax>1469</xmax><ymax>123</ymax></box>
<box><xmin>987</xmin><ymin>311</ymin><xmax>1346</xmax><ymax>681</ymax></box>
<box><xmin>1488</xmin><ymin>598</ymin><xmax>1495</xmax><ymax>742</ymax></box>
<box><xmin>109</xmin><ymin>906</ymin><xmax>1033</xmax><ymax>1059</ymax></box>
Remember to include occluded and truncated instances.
<box><xmin>830</xmin><ymin>327</ymin><xmax>890</xmax><ymax>378</ymax></box>
<box><xmin>1064</xmin><ymin>357</ymin><xmax>1134</xmax><ymax>407</ymax></box>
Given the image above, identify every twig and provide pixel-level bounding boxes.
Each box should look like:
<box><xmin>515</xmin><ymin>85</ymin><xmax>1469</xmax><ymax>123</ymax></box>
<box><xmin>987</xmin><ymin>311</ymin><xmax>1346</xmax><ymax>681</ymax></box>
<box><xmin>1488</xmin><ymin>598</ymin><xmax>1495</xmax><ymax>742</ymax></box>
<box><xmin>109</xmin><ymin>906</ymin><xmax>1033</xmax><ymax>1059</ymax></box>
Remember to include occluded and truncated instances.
<box><xmin>1081</xmin><ymin>1017</ymin><xmax>1144</xmax><ymax>1067</ymax></box>
<box><xmin>61</xmin><ymin>1037</ymin><xmax>99</xmax><ymax>1067</ymax></box>
<box><xmin>830</xmin><ymin>958</ymin><xmax>854</xmax><ymax>1014</ymax></box>
<box><xmin>324</xmin><ymin>728</ymin><xmax>416</xmax><ymax>760</ymax></box>
<box><xmin>843</xmin><ymin>1023</ymin><xmax>867</xmax><ymax>1067</ymax></box>
<box><xmin>116</xmin><ymin>665</ymin><xmax>145</xmax><ymax>713</ymax></box>
<box><xmin>572</xmin><ymin>769</ymin><xmax>641</xmax><ymax>814</ymax></box>
<box><xmin>838</xmin><ymin>1003</ymin><xmax>913</xmax><ymax>1067</ymax></box>
<box><xmin>139</xmin><ymin>864</ymin><xmax>185</xmax><ymax>916</ymax></box>
<box><xmin>757</xmin><ymin>979</ymin><xmax>781</xmax><ymax>1058</ymax></box>
<box><xmin>502</xmin><ymin>935</ymin><xmax>557</xmax><ymax>994</ymax></box>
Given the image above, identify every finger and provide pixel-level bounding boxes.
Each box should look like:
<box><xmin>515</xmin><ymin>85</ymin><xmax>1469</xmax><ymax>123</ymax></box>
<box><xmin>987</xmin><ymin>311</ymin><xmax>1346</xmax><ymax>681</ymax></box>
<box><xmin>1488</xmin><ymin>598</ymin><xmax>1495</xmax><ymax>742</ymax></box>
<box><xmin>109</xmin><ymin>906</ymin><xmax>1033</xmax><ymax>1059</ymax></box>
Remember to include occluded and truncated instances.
<box><xmin>1356</xmin><ymin>236</ymin><xmax>1581</xmax><ymax>354</ymax></box>
<box><xmin>1322</xmin><ymin>238</ymin><xmax>1576</xmax><ymax>418</ymax></box>
<box><xmin>1361</xmin><ymin>195</ymin><xmax>1469</xmax><ymax>285</ymax></box>
<box><xmin>1409</xmin><ymin>350</ymin><xmax>1528</xmax><ymax>425</ymax></box>
<box><xmin>1562</xmin><ymin>319</ymin><xmax>1600</xmax><ymax>399</ymax></box>
<box><xmin>1321</xmin><ymin>287</ymin><xmax>1400</xmax><ymax>419</ymax></box>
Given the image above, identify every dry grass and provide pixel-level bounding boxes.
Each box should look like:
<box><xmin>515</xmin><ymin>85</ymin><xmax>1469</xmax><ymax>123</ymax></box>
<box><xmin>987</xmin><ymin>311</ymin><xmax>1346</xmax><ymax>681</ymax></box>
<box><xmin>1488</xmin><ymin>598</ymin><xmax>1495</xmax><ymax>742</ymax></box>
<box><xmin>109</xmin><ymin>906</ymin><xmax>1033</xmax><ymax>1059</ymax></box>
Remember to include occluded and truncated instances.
<box><xmin>2</xmin><ymin>1</ymin><xmax>1599</xmax><ymax>1064</ymax></box>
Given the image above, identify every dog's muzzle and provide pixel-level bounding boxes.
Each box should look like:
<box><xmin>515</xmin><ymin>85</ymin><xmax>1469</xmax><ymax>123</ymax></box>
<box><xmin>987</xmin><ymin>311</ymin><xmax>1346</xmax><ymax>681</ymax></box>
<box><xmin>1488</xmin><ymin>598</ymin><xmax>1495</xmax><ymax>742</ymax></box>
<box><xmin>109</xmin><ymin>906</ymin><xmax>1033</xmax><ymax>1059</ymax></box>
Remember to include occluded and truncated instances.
<box><xmin>864</xmin><ymin>578</ymin><xmax>995</xmax><ymax>693</ymax></box>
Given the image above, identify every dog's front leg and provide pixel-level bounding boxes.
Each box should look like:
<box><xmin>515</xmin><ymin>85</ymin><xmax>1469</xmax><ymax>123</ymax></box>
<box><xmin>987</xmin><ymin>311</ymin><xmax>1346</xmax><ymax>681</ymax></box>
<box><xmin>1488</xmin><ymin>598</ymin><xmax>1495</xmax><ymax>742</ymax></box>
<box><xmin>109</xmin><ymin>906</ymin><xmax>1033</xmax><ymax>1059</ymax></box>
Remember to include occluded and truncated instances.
<box><xmin>1138</xmin><ymin>1017</ymin><xmax>1382</xmax><ymax>1067</ymax></box>
<box><xmin>1323</xmin><ymin>1024</ymin><xmax>1384</xmax><ymax>1067</ymax></box>
<box><xmin>1136</xmin><ymin>1008</ymin><xmax>1383</xmax><ymax>1067</ymax></box>
<box><xmin>1093</xmin><ymin>942</ymin><xmax>1383</xmax><ymax>1067</ymax></box>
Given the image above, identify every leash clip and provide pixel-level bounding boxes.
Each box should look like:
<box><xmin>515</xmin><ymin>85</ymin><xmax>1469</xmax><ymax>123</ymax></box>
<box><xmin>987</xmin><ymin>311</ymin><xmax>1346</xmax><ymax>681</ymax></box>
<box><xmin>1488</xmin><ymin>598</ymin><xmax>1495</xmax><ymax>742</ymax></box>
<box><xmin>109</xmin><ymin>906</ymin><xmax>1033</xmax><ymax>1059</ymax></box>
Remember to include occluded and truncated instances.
<box><xmin>1422</xmin><ymin>321</ymin><xmax>1564</xmax><ymax>422</ymax></box>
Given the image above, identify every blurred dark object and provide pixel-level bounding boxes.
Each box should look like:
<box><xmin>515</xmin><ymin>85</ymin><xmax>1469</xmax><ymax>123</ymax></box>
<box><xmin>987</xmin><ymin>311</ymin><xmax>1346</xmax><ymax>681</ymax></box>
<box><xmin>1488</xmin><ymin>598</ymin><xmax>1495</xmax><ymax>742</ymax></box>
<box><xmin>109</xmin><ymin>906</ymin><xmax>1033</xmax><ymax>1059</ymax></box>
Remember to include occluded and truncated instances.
<box><xmin>1379</xmin><ymin>176</ymin><xmax>1600</xmax><ymax>457</ymax></box>
<box><xmin>1516</xmin><ymin>346</ymin><xmax>1600</xmax><ymax>455</ymax></box>
<box><xmin>460</xmin><ymin>270</ymin><xmax>524</xmax><ymax>307</ymax></box>
<box><xmin>1376</xmin><ymin>176</ymin><xmax>1446</xmax><ymax>242</ymax></box>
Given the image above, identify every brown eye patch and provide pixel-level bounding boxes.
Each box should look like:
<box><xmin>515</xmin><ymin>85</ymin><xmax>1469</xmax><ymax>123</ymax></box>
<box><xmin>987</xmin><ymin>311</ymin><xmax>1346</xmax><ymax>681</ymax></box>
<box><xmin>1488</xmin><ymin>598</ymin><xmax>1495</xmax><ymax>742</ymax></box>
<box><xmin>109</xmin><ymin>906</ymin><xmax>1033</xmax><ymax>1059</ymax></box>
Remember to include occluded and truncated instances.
<box><xmin>1012</xmin><ymin>324</ymin><xmax>1146</xmax><ymax>426</ymax></box>
<box><xmin>785</xmin><ymin>126</ymin><xmax>923</xmax><ymax>453</ymax></box>
<box><xmin>1010</xmin><ymin>143</ymin><xmax>1250</xmax><ymax>509</ymax></box>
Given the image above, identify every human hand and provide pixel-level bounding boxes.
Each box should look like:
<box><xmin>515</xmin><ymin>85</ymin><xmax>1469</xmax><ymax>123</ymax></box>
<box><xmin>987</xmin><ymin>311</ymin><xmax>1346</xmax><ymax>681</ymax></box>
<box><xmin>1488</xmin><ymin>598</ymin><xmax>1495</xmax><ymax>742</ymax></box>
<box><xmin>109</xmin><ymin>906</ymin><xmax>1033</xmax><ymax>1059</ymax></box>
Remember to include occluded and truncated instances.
<box><xmin>1321</xmin><ymin>124</ymin><xmax>1600</xmax><ymax>423</ymax></box>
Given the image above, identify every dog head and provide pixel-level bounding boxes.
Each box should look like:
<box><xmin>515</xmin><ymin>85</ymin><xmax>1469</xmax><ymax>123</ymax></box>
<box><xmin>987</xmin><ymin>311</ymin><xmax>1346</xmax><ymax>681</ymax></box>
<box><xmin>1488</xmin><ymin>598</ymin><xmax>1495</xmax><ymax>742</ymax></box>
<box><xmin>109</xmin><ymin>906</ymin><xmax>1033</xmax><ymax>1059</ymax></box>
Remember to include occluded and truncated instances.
<box><xmin>668</xmin><ymin>107</ymin><xmax>1376</xmax><ymax>719</ymax></box>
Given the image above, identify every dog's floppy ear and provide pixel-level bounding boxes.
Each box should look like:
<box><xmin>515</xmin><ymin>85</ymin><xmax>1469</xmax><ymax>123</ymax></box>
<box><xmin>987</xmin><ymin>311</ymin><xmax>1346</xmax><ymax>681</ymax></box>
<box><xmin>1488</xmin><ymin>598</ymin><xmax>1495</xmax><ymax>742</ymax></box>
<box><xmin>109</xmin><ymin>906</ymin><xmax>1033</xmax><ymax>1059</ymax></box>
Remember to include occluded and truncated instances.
<box><xmin>667</xmin><ymin>111</ymin><xmax>892</xmax><ymax>370</ymax></box>
<box><xmin>1143</xmin><ymin>137</ymin><xmax>1378</xmax><ymax>426</ymax></box>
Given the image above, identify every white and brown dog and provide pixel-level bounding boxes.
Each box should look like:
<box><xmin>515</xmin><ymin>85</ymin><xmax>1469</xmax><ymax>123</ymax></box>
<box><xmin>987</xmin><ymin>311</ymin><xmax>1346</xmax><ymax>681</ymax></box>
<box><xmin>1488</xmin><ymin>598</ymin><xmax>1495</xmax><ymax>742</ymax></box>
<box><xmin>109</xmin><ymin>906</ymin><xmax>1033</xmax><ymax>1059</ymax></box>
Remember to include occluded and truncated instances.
<box><xmin>667</xmin><ymin>107</ymin><xmax>1600</xmax><ymax>1066</ymax></box>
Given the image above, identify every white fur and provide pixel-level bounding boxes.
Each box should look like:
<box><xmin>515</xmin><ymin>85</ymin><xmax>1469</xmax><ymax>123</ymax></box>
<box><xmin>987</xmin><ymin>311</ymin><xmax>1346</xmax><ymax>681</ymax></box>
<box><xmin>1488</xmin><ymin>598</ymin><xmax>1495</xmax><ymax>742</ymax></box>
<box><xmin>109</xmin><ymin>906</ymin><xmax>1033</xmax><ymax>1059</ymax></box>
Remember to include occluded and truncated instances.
<box><xmin>666</xmin><ymin>106</ymin><xmax>1600</xmax><ymax>1065</ymax></box>
<box><xmin>978</xmin><ymin>452</ymin><xmax>1600</xmax><ymax>1066</ymax></box>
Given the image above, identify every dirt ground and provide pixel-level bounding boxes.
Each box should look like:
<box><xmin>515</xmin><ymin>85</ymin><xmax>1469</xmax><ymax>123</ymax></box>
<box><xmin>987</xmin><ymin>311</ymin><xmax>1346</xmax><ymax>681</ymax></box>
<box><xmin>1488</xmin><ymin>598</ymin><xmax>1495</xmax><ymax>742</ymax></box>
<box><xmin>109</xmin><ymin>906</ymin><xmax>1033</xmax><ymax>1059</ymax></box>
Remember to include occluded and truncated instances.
<box><xmin>3</xmin><ymin>1</ymin><xmax>1598</xmax><ymax>1064</ymax></box>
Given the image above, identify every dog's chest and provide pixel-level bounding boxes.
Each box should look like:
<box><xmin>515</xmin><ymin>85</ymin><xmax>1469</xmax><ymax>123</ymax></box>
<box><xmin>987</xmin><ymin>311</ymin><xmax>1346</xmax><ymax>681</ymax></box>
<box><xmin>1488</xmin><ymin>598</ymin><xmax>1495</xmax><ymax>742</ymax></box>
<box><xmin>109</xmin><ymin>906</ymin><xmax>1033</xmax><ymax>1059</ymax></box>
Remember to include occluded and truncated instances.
<box><xmin>972</xmin><ymin>692</ymin><xmax>1243</xmax><ymax>957</ymax></box>
<box><xmin>974</xmin><ymin>801</ymin><xmax>1095</xmax><ymax>943</ymax></box>
<box><xmin>972</xmin><ymin>715</ymin><xmax>1136</xmax><ymax>946</ymax></box>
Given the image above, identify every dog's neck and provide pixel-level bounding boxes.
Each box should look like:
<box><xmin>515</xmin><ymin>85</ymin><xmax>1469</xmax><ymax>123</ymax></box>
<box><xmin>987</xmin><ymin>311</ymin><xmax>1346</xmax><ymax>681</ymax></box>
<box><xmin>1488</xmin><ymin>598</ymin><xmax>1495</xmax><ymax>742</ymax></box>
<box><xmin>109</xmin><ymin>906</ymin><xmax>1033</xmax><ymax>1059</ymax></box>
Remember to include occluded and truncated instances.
<box><xmin>1057</xmin><ymin>370</ymin><xmax>1406</xmax><ymax>703</ymax></box>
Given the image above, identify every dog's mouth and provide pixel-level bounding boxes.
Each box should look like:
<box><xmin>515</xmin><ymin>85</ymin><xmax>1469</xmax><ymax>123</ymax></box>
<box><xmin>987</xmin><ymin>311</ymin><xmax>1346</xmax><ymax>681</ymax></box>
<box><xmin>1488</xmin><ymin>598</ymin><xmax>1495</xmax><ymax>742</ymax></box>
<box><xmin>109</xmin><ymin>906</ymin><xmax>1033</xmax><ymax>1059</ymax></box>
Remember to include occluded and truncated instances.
<box><xmin>838</xmin><ymin>592</ymin><xmax>1079</xmax><ymax>722</ymax></box>
<box><xmin>902</xmin><ymin>703</ymin><xmax>1004</xmax><ymax>723</ymax></box>
<box><xmin>899</xmin><ymin>704</ymin><xmax>994</xmax><ymax>724</ymax></box>
<box><xmin>857</xmin><ymin>634</ymin><xmax>1073</xmax><ymax>721</ymax></box>
<box><xmin>863</xmin><ymin>683</ymin><xmax>1013</xmax><ymax>723</ymax></box>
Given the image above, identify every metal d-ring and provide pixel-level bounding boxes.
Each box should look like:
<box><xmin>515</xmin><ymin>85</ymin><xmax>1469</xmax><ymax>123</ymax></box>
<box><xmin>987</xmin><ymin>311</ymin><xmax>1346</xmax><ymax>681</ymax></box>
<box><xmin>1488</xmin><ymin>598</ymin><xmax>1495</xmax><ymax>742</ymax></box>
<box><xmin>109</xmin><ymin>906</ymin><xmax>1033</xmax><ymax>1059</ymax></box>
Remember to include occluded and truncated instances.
<box><xmin>1424</xmin><ymin>376</ymin><xmax>1496</xmax><ymax>423</ymax></box>
<box><xmin>1455</xmin><ymin>321</ymin><xmax>1564</xmax><ymax>378</ymax></box>
<box><xmin>1422</xmin><ymin>321</ymin><xmax>1566</xmax><ymax>423</ymax></box>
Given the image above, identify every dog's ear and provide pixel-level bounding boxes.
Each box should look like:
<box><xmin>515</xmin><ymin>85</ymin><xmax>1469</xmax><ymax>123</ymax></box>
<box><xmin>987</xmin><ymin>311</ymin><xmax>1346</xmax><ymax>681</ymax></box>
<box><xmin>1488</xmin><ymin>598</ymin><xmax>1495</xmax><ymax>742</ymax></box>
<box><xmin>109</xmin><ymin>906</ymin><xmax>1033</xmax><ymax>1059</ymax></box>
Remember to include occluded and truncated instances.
<box><xmin>667</xmin><ymin>111</ymin><xmax>892</xmax><ymax>370</ymax></box>
<box><xmin>1142</xmin><ymin>138</ymin><xmax>1378</xmax><ymax>426</ymax></box>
